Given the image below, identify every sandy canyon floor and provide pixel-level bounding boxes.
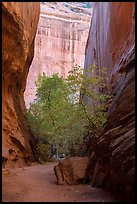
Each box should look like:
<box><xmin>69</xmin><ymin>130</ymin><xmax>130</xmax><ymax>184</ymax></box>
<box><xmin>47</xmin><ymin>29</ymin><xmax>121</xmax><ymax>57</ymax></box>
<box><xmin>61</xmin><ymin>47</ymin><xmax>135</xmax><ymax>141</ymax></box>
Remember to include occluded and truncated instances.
<box><xmin>2</xmin><ymin>162</ymin><xmax>127</xmax><ymax>202</ymax></box>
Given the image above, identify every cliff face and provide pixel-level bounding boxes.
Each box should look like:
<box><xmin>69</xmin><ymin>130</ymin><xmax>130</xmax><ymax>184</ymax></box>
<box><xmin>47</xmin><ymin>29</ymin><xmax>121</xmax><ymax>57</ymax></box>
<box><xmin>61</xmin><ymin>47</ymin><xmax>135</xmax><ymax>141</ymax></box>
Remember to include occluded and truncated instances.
<box><xmin>85</xmin><ymin>2</ymin><xmax>135</xmax><ymax>198</ymax></box>
<box><xmin>24</xmin><ymin>3</ymin><xmax>91</xmax><ymax>108</ymax></box>
<box><xmin>2</xmin><ymin>2</ymin><xmax>40</xmax><ymax>168</ymax></box>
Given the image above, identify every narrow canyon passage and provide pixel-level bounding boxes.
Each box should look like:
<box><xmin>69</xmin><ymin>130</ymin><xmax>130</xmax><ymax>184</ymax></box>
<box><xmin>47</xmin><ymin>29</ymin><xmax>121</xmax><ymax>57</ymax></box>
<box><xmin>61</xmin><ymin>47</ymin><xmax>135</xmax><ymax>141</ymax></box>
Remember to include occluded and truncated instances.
<box><xmin>2</xmin><ymin>2</ymin><xmax>135</xmax><ymax>202</ymax></box>
<box><xmin>2</xmin><ymin>162</ymin><xmax>125</xmax><ymax>202</ymax></box>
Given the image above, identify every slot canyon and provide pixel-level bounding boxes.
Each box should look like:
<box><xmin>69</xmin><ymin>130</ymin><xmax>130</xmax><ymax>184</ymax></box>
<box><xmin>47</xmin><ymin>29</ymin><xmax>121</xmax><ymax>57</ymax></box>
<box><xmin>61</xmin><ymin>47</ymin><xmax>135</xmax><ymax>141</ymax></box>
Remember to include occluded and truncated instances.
<box><xmin>2</xmin><ymin>2</ymin><xmax>135</xmax><ymax>202</ymax></box>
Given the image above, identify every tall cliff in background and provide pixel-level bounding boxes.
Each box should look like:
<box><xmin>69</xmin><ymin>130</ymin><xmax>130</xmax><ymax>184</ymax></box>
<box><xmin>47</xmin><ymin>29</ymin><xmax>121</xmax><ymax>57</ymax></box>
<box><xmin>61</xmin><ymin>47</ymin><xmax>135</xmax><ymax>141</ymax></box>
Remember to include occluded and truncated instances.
<box><xmin>2</xmin><ymin>2</ymin><xmax>40</xmax><ymax>168</ymax></box>
<box><xmin>24</xmin><ymin>2</ymin><xmax>92</xmax><ymax>108</ymax></box>
<box><xmin>85</xmin><ymin>2</ymin><xmax>135</xmax><ymax>199</ymax></box>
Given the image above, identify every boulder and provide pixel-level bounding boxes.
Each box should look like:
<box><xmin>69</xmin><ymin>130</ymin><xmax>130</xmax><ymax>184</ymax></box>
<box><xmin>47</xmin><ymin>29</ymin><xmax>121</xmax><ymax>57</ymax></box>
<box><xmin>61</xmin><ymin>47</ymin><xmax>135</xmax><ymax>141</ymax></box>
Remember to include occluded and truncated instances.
<box><xmin>54</xmin><ymin>157</ymin><xmax>88</xmax><ymax>185</ymax></box>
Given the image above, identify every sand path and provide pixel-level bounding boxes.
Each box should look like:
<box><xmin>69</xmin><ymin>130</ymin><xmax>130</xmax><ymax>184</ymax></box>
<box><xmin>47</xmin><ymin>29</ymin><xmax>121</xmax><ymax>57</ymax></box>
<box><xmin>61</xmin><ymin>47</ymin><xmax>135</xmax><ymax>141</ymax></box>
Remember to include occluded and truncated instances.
<box><xmin>2</xmin><ymin>162</ymin><xmax>125</xmax><ymax>202</ymax></box>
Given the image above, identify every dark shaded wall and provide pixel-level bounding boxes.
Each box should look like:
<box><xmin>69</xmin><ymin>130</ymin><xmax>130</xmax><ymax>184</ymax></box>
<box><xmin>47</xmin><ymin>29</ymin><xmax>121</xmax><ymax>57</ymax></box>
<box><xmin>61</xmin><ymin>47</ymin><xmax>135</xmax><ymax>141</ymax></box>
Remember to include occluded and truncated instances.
<box><xmin>84</xmin><ymin>2</ymin><xmax>135</xmax><ymax>199</ymax></box>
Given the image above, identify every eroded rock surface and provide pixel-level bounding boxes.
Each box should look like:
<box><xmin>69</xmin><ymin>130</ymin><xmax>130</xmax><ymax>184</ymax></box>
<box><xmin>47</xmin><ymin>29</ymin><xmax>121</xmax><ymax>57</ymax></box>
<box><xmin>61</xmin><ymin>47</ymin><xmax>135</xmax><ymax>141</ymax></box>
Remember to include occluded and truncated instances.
<box><xmin>2</xmin><ymin>2</ymin><xmax>40</xmax><ymax>168</ymax></box>
<box><xmin>84</xmin><ymin>2</ymin><xmax>135</xmax><ymax>199</ymax></box>
<box><xmin>24</xmin><ymin>2</ymin><xmax>92</xmax><ymax>107</ymax></box>
<box><xmin>54</xmin><ymin>157</ymin><xmax>88</xmax><ymax>185</ymax></box>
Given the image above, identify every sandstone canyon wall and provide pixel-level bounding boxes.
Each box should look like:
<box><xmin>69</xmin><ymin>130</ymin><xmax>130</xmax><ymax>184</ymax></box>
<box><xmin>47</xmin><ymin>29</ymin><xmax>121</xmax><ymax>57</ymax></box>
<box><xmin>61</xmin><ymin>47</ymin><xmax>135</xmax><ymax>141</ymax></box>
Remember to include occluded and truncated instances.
<box><xmin>24</xmin><ymin>3</ymin><xmax>92</xmax><ymax>108</ymax></box>
<box><xmin>85</xmin><ymin>2</ymin><xmax>135</xmax><ymax>199</ymax></box>
<box><xmin>2</xmin><ymin>2</ymin><xmax>40</xmax><ymax>168</ymax></box>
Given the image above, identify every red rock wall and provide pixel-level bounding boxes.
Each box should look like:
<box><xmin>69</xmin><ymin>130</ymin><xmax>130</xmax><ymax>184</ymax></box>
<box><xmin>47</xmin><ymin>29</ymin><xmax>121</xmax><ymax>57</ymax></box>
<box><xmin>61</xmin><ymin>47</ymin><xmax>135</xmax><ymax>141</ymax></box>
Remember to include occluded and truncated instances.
<box><xmin>24</xmin><ymin>3</ymin><xmax>91</xmax><ymax>107</ymax></box>
<box><xmin>2</xmin><ymin>2</ymin><xmax>40</xmax><ymax>168</ymax></box>
<box><xmin>84</xmin><ymin>2</ymin><xmax>135</xmax><ymax>199</ymax></box>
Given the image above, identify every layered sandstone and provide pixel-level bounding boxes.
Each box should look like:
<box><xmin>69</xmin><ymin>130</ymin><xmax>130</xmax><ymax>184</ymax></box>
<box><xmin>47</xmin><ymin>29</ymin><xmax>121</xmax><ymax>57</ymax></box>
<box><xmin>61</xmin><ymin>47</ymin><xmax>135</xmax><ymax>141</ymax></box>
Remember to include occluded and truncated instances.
<box><xmin>2</xmin><ymin>2</ymin><xmax>40</xmax><ymax>168</ymax></box>
<box><xmin>84</xmin><ymin>2</ymin><xmax>135</xmax><ymax>199</ymax></box>
<box><xmin>24</xmin><ymin>2</ymin><xmax>92</xmax><ymax>108</ymax></box>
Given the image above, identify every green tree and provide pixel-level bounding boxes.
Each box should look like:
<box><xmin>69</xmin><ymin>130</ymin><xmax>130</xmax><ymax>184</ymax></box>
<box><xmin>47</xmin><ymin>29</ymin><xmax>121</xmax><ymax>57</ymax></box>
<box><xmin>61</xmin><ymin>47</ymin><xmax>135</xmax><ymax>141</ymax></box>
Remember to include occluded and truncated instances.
<box><xmin>27</xmin><ymin>65</ymin><xmax>110</xmax><ymax>161</ymax></box>
<box><xmin>67</xmin><ymin>65</ymin><xmax>110</xmax><ymax>134</ymax></box>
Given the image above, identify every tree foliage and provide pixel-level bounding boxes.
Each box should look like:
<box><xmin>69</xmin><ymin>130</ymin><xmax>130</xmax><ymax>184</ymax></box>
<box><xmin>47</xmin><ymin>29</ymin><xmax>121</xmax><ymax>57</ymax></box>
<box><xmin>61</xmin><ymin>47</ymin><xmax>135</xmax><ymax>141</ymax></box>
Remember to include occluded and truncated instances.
<box><xmin>27</xmin><ymin>65</ymin><xmax>110</xmax><ymax>161</ymax></box>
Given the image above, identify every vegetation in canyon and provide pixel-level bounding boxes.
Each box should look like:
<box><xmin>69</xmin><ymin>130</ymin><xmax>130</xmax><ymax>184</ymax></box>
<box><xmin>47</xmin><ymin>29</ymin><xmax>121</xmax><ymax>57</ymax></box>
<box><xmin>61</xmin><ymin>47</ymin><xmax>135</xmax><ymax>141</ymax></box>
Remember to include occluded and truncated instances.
<box><xmin>27</xmin><ymin>65</ymin><xmax>110</xmax><ymax>162</ymax></box>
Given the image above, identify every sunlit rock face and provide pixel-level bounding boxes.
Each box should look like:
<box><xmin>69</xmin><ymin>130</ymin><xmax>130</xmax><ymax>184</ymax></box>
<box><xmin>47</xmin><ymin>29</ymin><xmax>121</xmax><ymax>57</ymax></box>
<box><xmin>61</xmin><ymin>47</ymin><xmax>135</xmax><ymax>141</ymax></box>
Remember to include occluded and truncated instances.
<box><xmin>24</xmin><ymin>2</ymin><xmax>92</xmax><ymax>108</ymax></box>
<box><xmin>2</xmin><ymin>2</ymin><xmax>40</xmax><ymax>168</ymax></box>
<box><xmin>85</xmin><ymin>2</ymin><xmax>135</xmax><ymax>199</ymax></box>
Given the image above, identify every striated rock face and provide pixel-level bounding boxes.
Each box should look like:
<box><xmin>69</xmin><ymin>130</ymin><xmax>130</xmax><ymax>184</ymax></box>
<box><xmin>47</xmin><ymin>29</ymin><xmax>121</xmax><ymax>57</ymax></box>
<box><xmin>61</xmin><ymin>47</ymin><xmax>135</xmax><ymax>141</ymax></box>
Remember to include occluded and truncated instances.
<box><xmin>2</xmin><ymin>2</ymin><xmax>40</xmax><ymax>168</ymax></box>
<box><xmin>84</xmin><ymin>2</ymin><xmax>135</xmax><ymax>199</ymax></box>
<box><xmin>54</xmin><ymin>157</ymin><xmax>88</xmax><ymax>185</ymax></box>
<box><xmin>24</xmin><ymin>2</ymin><xmax>92</xmax><ymax>108</ymax></box>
